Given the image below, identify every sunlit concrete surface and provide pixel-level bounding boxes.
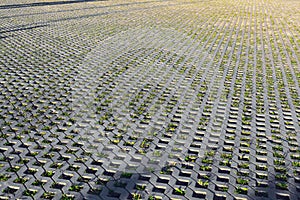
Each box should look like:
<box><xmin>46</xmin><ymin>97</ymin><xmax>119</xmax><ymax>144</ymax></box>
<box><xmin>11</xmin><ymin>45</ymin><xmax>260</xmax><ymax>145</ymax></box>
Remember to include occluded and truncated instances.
<box><xmin>0</xmin><ymin>0</ymin><xmax>300</xmax><ymax>199</ymax></box>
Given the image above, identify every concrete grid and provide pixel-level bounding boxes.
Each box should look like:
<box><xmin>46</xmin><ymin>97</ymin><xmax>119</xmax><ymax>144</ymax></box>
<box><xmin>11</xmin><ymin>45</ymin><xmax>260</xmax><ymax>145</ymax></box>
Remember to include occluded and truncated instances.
<box><xmin>0</xmin><ymin>0</ymin><xmax>300</xmax><ymax>199</ymax></box>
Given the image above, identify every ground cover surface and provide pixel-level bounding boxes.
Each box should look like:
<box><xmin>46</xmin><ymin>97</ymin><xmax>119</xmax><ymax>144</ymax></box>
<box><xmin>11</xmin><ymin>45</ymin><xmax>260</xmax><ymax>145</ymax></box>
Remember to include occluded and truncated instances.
<box><xmin>0</xmin><ymin>0</ymin><xmax>300</xmax><ymax>199</ymax></box>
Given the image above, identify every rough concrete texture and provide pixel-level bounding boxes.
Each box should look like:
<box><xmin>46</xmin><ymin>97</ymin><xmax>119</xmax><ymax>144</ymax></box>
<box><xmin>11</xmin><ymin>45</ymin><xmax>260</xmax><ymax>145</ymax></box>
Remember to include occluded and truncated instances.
<box><xmin>0</xmin><ymin>0</ymin><xmax>300</xmax><ymax>199</ymax></box>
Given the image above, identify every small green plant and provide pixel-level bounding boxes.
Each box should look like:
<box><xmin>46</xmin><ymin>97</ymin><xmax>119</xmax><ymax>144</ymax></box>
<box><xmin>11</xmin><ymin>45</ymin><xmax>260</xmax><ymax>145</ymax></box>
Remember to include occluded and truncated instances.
<box><xmin>69</xmin><ymin>184</ymin><xmax>83</xmax><ymax>192</ymax></box>
<box><xmin>199</xmin><ymin>165</ymin><xmax>212</xmax><ymax>171</ymax></box>
<box><xmin>137</xmin><ymin>149</ymin><xmax>146</xmax><ymax>155</ymax></box>
<box><xmin>240</xmin><ymin>142</ymin><xmax>250</xmax><ymax>147</ymax></box>
<box><xmin>148</xmin><ymin>195</ymin><xmax>156</xmax><ymax>200</ymax></box>
<box><xmin>185</xmin><ymin>155</ymin><xmax>197</xmax><ymax>162</ymax></box>
<box><xmin>88</xmin><ymin>187</ymin><xmax>102</xmax><ymax>195</ymax></box>
<box><xmin>14</xmin><ymin>135</ymin><xmax>22</xmax><ymax>140</ymax></box>
<box><xmin>273</xmin><ymin>151</ymin><xmax>284</xmax><ymax>158</ymax></box>
<box><xmin>6</xmin><ymin>166</ymin><xmax>20</xmax><ymax>172</ymax></box>
<box><xmin>202</xmin><ymin>158</ymin><xmax>213</xmax><ymax>164</ymax></box>
<box><xmin>197</xmin><ymin>179</ymin><xmax>209</xmax><ymax>188</ymax></box>
<box><xmin>256</xmin><ymin>173</ymin><xmax>267</xmax><ymax>179</ymax></box>
<box><xmin>136</xmin><ymin>184</ymin><xmax>146</xmax><ymax>190</ymax></box>
<box><xmin>132</xmin><ymin>193</ymin><xmax>142</xmax><ymax>200</ymax></box>
<box><xmin>153</xmin><ymin>150</ymin><xmax>162</xmax><ymax>157</ymax></box>
<box><xmin>220</xmin><ymin>185</ymin><xmax>228</xmax><ymax>192</ymax></box>
<box><xmin>111</xmin><ymin>139</ymin><xmax>120</xmax><ymax>144</ymax></box>
<box><xmin>0</xmin><ymin>174</ymin><xmax>10</xmax><ymax>181</ymax></box>
<box><xmin>121</xmin><ymin>172</ymin><xmax>132</xmax><ymax>178</ymax></box>
<box><xmin>240</xmin><ymin>148</ymin><xmax>250</xmax><ymax>154</ymax></box>
<box><xmin>14</xmin><ymin>177</ymin><xmax>28</xmax><ymax>184</ymax></box>
<box><xmin>174</xmin><ymin>187</ymin><xmax>185</xmax><ymax>195</ymax></box>
<box><xmin>43</xmin><ymin>170</ymin><xmax>54</xmax><ymax>177</ymax></box>
<box><xmin>124</xmin><ymin>141</ymin><xmax>135</xmax><ymax>146</ymax></box>
<box><xmin>23</xmin><ymin>189</ymin><xmax>37</xmax><ymax>197</ymax></box>
<box><xmin>50</xmin><ymin>162</ymin><xmax>63</xmax><ymax>169</ymax></box>
<box><xmin>274</xmin><ymin>159</ymin><xmax>285</xmax><ymax>165</ymax></box>
<box><xmin>199</xmin><ymin>173</ymin><xmax>210</xmax><ymax>179</ymax></box>
<box><xmin>220</xmin><ymin>159</ymin><xmax>231</xmax><ymax>166</ymax></box>
<box><xmin>27</xmin><ymin>151</ymin><xmax>39</xmax><ymax>156</ymax></box>
<box><xmin>160</xmin><ymin>167</ymin><xmax>172</xmax><ymax>174</ymax></box>
<box><xmin>275</xmin><ymin>174</ymin><xmax>287</xmax><ymax>181</ymax></box>
<box><xmin>292</xmin><ymin>161</ymin><xmax>300</xmax><ymax>167</ymax></box>
<box><xmin>32</xmin><ymin>179</ymin><xmax>46</xmax><ymax>186</ymax></box>
<box><xmin>0</xmin><ymin>133</ymin><xmax>9</xmax><ymax>138</ymax></box>
<box><xmin>140</xmin><ymin>138</ymin><xmax>150</xmax><ymax>148</ymax></box>
<box><xmin>237</xmin><ymin>178</ymin><xmax>248</xmax><ymax>185</ymax></box>
<box><xmin>42</xmin><ymin>126</ymin><xmax>51</xmax><ymax>131</ymax></box>
<box><xmin>96</xmin><ymin>152</ymin><xmax>108</xmax><ymax>158</ymax></box>
<box><xmin>275</xmin><ymin>166</ymin><xmax>287</xmax><ymax>173</ymax></box>
<box><xmin>0</xmin><ymin>157</ymin><xmax>9</xmax><ymax>162</ymax></box>
<box><xmin>226</xmin><ymin>135</ymin><xmax>235</xmax><ymax>140</ymax></box>
<box><xmin>239</xmin><ymin>155</ymin><xmax>249</xmax><ymax>161</ymax></box>
<box><xmin>166</xmin><ymin>123</ymin><xmax>178</xmax><ymax>132</ymax></box>
<box><xmin>276</xmin><ymin>182</ymin><xmax>288</xmax><ymax>190</ymax></box>
<box><xmin>42</xmin><ymin>192</ymin><xmax>55</xmax><ymax>199</ymax></box>
<box><xmin>61</xmin><ymin>194</ymin><xmax>75</xmax><ymax>200</ymax></box>
<box><xmin>205</xmin><ymin>150</ymin><xmax>215</xmax><ymax>157</ymax></box>
<box><xmin>236</xmin><ymin>187</ymin><xmax>248</xmax><ymax>194</ymax></box>
<box><xmin>68</xmin><ymin>165</ymin><xmax>80</xmax><ymax>171</ymax></box>
<box><xmin>273</xmin><ymin>145</ymin><xmax>283</xmax><ymax>151</ymax></box>
<box><xmin>256</xmin><ymin>165</ymin><xmax>267</xmax><ymax>171</ymax></box>
<box><xmin>26</xmin><ymin>168</ymin><xmax>38</xmax><ymax>174</ymax></box>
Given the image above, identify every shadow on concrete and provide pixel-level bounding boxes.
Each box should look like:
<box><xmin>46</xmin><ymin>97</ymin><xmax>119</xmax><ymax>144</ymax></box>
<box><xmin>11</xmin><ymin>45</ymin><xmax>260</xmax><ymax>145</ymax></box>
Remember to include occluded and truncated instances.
<box><xmin>0</xmin><ymin>0</ymin><xmax>166</xmax><ymax>19</ymax></box>
<box><xmin>0</xmin><ymin>35</ymin><xmax>12</xmax><ymax>39</ymax></box>
<box><xmin>0</xmin><ymin>24</ymin><xmax>47</xmax><ymax>34</ymax></box>
<box><xmin>0</xmin><ymin>0</ymin><xmax>107</xmax><ymax>9</ymax></box>
<box><xmin>246</xmin><ymin>167</ymin><xmax>300</xmax><ymax>200</ymax></box>
<box><xmin>29</xmin><ymin>1</ymin><xmax>195</xmax><ymax>25</ymax></box>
